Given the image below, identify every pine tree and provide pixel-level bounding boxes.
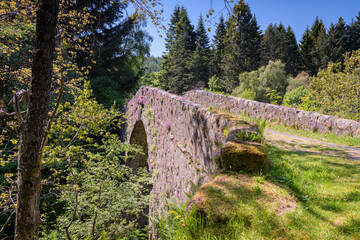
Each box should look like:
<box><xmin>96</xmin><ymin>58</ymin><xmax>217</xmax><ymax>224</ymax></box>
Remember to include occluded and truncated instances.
<box><xmin>162</xmin><ymin>6</ymin><xmax>196</xmax><ymax>94</ymax></box>
<box><xmin>310</xmin><ymin>17</ymin><xmax>327</xmax><ymax>74</ymax></box>
<box><xmin>71</xmin><ymin>0</ymin><xmax>152</xmax><ymax>107</ymax></box>
<box><xmin>309</xmin><ymin>17</ymin><xmax>325</xmax><ymax>43</ymax></box>
<box><xmin>327</xmin><ymin>17</ymin><xmax>349</xmax><ymax>63</ymax></box>
<box><xmin>299</xmin><ymin>27</ymin><xmax>315</xmax><ymax>74</ymax></box>
<box><xmin>220</xmin><ymin>0</ymin><xmax>261</xmax><ymax>93</ymax></box>
<box><xmin>348</xmin><ymin>12</ymin><xmax>360</xmax><ymax>52</ymax></box>
<box><xmin>165</xmin><ymin>5</ymin><xmax>182</xmax><ymax>51</ymax></box>
<box><xmin>195</xmin><ymin>14</ymin><xmax>210</xmax><ymax>49</ymax></box>
<box><xmin>211</xmin><ymin>15</ymin><xmax>226</xmax><ymax>78</ymax></box>
<box><xmin>187</xmin><ymin>14</ymin><xmax>210</xmax><ymax>88</ymax></box>
<box><xmin>285</xmin><ymin>25</ymin><xmax>300</xmax><ymax>75</ymax></box>
<box><xmin>260</xmin><ymin>23</ymin><xmax>288</xmax><ymax>67</ymax></box>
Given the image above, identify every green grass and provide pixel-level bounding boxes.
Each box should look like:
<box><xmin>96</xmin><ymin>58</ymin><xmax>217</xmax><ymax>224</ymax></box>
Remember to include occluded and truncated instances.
<box><xmin>152</xmin><ymin>144</ymin><xmax>360</xmax><ymax>240</ymax></box>
<box><xmin>267</xmin><ymin>122</ymin><xmax>360</xmax><ymax>148</ymax></box>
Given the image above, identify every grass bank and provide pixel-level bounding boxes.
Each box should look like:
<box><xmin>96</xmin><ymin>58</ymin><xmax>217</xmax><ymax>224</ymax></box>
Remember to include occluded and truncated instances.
<box><xmin>153</xmin><ymin>144</ymin><xmax>360</xmax><ymax>240</ymax></box>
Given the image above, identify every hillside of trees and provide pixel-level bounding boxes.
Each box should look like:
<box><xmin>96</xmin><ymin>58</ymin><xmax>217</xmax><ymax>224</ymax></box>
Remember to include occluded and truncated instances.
<box><xmin>143</xmin><ymin>1</ymin><xmax>360</xmax><ymax>120</ymax></box>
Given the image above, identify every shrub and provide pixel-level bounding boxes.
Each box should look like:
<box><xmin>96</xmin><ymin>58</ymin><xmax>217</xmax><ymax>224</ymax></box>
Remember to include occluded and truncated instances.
<box><xmin>283</xmin><ymin>86</ymin><xmax>309</xmax><ymax>107</ymax></box>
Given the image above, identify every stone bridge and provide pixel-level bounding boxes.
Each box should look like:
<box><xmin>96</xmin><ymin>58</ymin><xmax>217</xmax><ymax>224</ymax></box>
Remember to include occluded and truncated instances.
<box><xmin>126</xmin><ymin>86</ymin><xmax>360</xmax><ymax>218</ymax></box>
<box><xmin>125</xmin><ymin>87</ymin><xmax>267</xmax><ymax>217</ymax></box>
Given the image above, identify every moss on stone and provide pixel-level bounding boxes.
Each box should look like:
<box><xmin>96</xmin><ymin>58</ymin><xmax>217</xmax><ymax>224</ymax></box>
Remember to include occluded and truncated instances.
<box><xmin>220</xmin><ymin>141</ymin><xmax>268</xmax><ymax>172</ymax></box>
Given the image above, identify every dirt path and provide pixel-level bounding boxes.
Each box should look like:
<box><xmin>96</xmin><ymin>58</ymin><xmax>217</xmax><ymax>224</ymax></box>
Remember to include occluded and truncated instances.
<box><xmin>264</xmin><ymin>129</ymin><xmax>360</xmax><ymax>161</ymax></box>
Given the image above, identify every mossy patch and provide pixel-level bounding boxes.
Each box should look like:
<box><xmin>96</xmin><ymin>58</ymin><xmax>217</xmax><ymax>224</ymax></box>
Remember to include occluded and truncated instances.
<box><xmin>220</xmin><ymin>141</ymin><xmax>268</xmax><ymax>172</ymax></box>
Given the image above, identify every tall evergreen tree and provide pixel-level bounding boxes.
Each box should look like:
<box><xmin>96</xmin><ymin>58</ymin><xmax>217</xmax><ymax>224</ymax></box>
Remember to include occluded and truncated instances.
<box><xmin>309</xmin><ymin>17</ymin><xmax>325</xmax><ymax>42</ymax></box>
<box><xmin>299</xmin><ymin>26</ymin><xmax>315</xmax><ymax>74</ymax></box>
<box><xmin>349</xmin><ymin>12</ymin><xmax>360</xmax><ymax>52</ymax></box>
<box><xmin>310</xmin><ymin>17</ymin><xmax>327</xmax><ymax>74</ymax></box>
<box><xmin>195</xmin><ymin>14</ymin><xmax>210</xmax><ymax>49</ymax></box>
<box><xmin>162</xmin><ymin>6</ymin><xmax>196</xmax><ymax>94</ymax></box>
<box><xmin>327</xmin><ymin>17</ymin><xmax>349</xmax><ymax>64</ymax></box>
<box><xmin>165</xmin><ymin>5</ymin><xmax>182</xmax><ymax>51</ymax></box>
<box><xmin>220</xmin><ymin>0</ymin><xmax>261</xmax><ymax>93</ymax></box>
<box><xmin>211</xmin><ymin>15</ymin><xmax>226</xmax><ymax>78</ymax></box>
<box><xmin>70</xmin><ymin>0</ymin><xmax>152</xmax><ymax>107</ymax></box>
<box><xmin>260</xmin><ymin>23</ymin><xmax>288</xmax><ymax>67</ymax></box>
<box><xmin>187</xmin><ymin>14</ymin><xmax>211</xmax><ymax>88</ymax></box>
<box><xmin>285</xmin><ymin>25</ymin><xmax>300</xmax><ymax>75</ymax></box>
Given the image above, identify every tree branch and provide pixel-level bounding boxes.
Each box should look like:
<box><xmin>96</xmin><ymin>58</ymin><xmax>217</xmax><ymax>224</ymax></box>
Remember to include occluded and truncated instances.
<box><xmin>39</xmin><ymin>71</ymin><xmax>65</xmax><ymax>161</ymax></box>
<box><xmin>65</xmin><ymin>189</ymin><xmax>78</xmax><ymax>240</ymax></box>
<box><xmin>92</xmin><ymin>185</ymin><xmax>102</xmax><ymax>240</ymax></box>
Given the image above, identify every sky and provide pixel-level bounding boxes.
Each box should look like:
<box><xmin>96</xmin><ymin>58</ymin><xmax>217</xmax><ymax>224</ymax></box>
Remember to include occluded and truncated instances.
<box><xmin>142</xmin><ymin>0</ymin><xmax>360</xmax><ymax>57</ymax></box>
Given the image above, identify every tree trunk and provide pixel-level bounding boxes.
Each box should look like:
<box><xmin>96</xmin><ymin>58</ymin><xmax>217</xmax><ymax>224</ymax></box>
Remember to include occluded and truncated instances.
<box><xmin>15</xmin><ymin>0</ymin><xmax>60</xmax><ymax>239</ymax></box>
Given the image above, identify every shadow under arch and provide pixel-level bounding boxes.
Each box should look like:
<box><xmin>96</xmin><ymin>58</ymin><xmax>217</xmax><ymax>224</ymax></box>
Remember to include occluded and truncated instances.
<box><xmin>128</xmin><ymin>120</ymin><xmax>149</xmax><ymax>171</ymax></box>
<box><xmin>127</xmin><ymin>120</ymin><xmax>152</xmax><ymax>229</ymax></box>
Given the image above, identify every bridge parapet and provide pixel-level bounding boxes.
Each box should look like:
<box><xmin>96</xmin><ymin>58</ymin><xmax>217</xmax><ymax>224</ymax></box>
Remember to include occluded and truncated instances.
<box><xmin>185</xmin><ymin>90</ymin><xmax>360</xmax><ymax>137</ymax></box>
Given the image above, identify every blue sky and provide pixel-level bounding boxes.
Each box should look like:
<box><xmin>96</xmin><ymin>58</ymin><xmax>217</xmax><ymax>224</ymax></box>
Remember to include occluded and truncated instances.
<box><xmin>143</xmin><ymin>0</ymin><xmax>360</xmax><ymax>57</ymax></box>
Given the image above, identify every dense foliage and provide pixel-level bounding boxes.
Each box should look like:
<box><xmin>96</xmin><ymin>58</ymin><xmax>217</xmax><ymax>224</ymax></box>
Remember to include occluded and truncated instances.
<box><xmin>0</xmin><ymin>0</ymin><xmax>154</xmax><ymax>239</ymax></box>
<box><xmin>308</xmin><ymin>49</ymin><xmax>360</xmax><ymax>120</ymax></box>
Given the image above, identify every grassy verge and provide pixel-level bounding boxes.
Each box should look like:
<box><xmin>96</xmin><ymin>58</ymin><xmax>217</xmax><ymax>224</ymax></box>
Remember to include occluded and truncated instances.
<box><xmin>152</xmin><ymin>144</ymin><xmax>360</xmax><ymax>240</ymax></box>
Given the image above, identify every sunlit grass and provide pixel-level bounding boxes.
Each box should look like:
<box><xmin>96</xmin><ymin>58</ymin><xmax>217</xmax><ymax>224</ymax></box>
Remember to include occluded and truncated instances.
<box><xmin>153</xmin><ymin>144</ymin><xmax>360</xmax><ymax>240</ymax></box>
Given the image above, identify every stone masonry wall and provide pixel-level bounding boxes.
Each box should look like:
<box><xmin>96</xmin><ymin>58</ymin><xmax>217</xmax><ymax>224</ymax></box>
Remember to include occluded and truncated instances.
<box><xmin>184</xmin><ymin>90</ymin><xmax>360</xmax><ymax>137</ymax></box>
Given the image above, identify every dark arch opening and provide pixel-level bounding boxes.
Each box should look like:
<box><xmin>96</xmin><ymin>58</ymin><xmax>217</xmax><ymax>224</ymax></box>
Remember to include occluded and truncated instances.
<box><xmin>128</xmin><ymin>120</ymin><xmax>152</xmax><ymax>229</ymax></box>
<box><xmin>129</xmin><ymin>120</ymin><xmax>149</xmax><ymax>171</ymax></box>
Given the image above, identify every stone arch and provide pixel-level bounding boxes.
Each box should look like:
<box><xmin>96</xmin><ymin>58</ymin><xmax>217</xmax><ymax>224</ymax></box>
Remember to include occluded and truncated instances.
<box><xmin>128</xmin><ymin>120</ymin><xmax>151</xmax><ymax>228</ymax></box>
<box><xmin>128</xmin><ymin>120</ymin><xmax>149</xmax><ymax>171</ymax></box>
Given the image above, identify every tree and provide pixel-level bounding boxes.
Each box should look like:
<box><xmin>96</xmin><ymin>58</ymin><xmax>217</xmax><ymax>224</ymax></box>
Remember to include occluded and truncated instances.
<box><xmin>299</xmin><ymin>26</ymin><xmax>315</xmax><ymax>74</ymax></box>
<box><xmin>327</xmin><ymin>17</ymin><xmax>349</xmax><ymax>64</ymax></box>
<box><xmin>0</xmin><ymin>0</ymin><xmax>162</xmax><ymax>238</ymax></box>
<box><xmin>187</xmin><ymin>14</ymin><xmax>210</xmax><ymax>88</ymax></box>
<box><xmin>260</xmin><ymin>23</ymin><xmax>288</xmax><ymax>67</ymax></box>
<box><xmin>69</xmin><ymin>0</ymin><xmax>152</xmax><ymax>108</ymax></box>
<box><xmin>285</xmin><ymin>25</ymin><xmax>300</xmax><ymax>75</ymax></box>
<box><xmin>220</xmin><ymin>0</ymin><xmax>261</xmax><ymax>93</ymax></box>
<box><xmin>234</xmin><ymin>60</ymin><xmax>288</xmax><ymax>103</ymax></box>
<box><xmin>308</xmin><ymin>49</ymin><xmax>360</xmax><ymax>120</ymax></box>
<box><xmin>162</xmin><ymin>6</ymin><xmax>196</xmax><ymax>94</ymax></box>
<box><xmin>311</xmin><ymin>18</ymin><xmax>328</xmax><ymax>72</ymax></box>
<box><xmin>348</xmin><ymin>12</ymin><xmax>360</xmax><ymax>51</ymax></box>
<box><xmin>15</xmin><ymin>0</ymin><xmax>60</xmax><ymax>239</ymax></box>
<box><xmin>210</xmin><ymin>15</ymin><xmax>226</xmax><ymax>79</ymax></box>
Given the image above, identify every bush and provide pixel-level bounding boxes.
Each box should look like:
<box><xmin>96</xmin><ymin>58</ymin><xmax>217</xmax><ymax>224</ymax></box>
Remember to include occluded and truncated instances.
<box><xmin>208</xmin><ymin>75</ymin><xmax>226</xmax><ymax>92</ymax></box>
<box><xmin>308</xmin><ymin>49</ymin><xmax>360</xmax><ymax>120</ymax></box>
<box><xmin>234</xmin><ymin>60</ymin><xmax>288</xmax><ymax>103</ymax></box>
<box><xmin>283</xmin><ymin>86</ymin><xmax>309</xmax><ymax>107</ymax></box>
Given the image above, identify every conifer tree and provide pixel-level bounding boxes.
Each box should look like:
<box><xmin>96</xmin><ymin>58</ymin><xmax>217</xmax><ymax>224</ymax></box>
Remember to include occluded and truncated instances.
<box><xmin>162</xmin><ymin>6</ymin><xmax>196</xmax><ymax>94</ymax></box>
<box><xmin>220</xmin><ymin>0</ymin><xmax>261</xmax><ymax>93</ymax></box>
<box><xmin>260</xmin><ymin>23</ymin><xmax>288</xmax><ymax>67</ymax></box>
<box><xmin>211</xmin><ymin>15</ymin><xmax>226</xmax><ymax>78</ymax></box>
<box><xmin>187</xmin><ymin>14</ymin><xmax>211</xmax><ymax>88</ymax></box>
<box><xmin>309</xmin><ymin>17</ymin><xmax>325</xmax><ymax>43</ymax></box>
<box><xmin>327</xmin><ymin>17</ymin><xmax>349</xmax><ymax>63</ymax></box>
<box><xmin>310</xmin><ymin>17</ymin><xmax>327</xmax><ymax>73</ymax></box>
<box><xmin>165</xmin><ymin>5</ymin><xmax>182</xmax><ymax>51</ymax></box>
<box><xmin>299</xmin><ymin>27</ymin><xmax>315</xmax><ymax>74</ymax></box>
<box><xmin>349</xmin><ymin>12</ymin><xmax>360</xmax><ymax>51</ymax></box>
<box><xmin>285</xmin><ymin>25</ymin><xmax>300</xmax><ymax>75</ymax></box>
